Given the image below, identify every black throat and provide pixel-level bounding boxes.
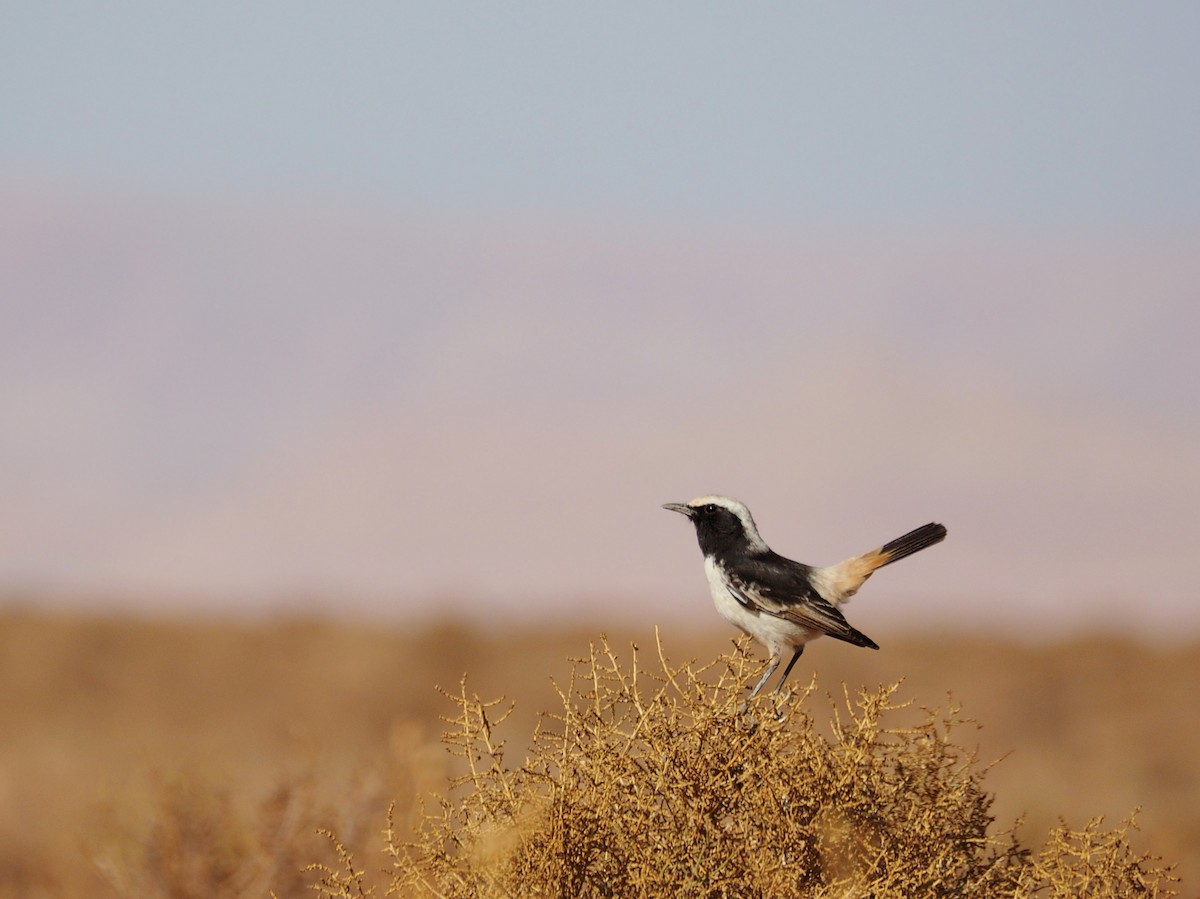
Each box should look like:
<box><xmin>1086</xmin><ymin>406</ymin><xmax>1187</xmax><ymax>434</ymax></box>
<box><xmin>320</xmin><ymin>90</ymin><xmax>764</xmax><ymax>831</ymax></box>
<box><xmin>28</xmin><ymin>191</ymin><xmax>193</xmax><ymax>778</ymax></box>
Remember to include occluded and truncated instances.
<box><xmin>691</xmin><ymin>506</ymin><xmax>755</xmax><ymax>560</ymax></box>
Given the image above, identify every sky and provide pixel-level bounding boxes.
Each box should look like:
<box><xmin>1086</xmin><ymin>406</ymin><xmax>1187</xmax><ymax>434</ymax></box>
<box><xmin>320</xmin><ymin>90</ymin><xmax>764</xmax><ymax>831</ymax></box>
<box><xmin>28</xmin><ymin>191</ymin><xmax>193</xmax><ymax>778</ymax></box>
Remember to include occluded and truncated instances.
<box><xmin>3</xmin><ymin>5</ymin><xmax>1199</xmax><ymax>637</ymax></box>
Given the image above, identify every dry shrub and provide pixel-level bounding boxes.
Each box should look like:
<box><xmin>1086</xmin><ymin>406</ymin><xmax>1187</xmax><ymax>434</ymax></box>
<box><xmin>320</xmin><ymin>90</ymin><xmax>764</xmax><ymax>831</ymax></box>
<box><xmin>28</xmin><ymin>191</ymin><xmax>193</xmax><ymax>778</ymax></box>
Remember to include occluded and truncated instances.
<box><xmin>96</xmin><ymin>772</ymin><xmax>326</xmax><ymax>899</ymax></box>
<box><xmin>97</xmin><ymin>761</ymin><xmax>398</xmax><ymax>899</ymax></box>
<box><xmin>307</xmin><ymin>635</ymin><xmax>1177</xmax><ymax>899</ymax></box>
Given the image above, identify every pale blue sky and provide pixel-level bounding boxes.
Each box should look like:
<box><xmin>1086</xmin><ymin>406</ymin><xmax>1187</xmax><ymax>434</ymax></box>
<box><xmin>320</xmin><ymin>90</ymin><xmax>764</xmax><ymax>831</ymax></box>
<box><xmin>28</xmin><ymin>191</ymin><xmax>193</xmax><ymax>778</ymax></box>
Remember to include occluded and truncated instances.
<box><xmin>3</xmin><ymin>5</ymin><xmax>1199</xmax><ymax>634</ymax></box>
<box><xmin>5</xmin><ymin>4</ymin><xmax>1199</xmax><ymax>225</ymax></box>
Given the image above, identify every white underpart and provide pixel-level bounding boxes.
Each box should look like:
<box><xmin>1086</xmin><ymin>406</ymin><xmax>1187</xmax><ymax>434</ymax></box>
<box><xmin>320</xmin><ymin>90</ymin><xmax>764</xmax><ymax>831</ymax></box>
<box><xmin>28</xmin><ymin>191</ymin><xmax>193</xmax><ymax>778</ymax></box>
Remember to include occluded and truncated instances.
<box><xmin>686</xmin><ymin>494</ymin><xmax>770</xmax><ymax>553</ymax></box>
<box><xmin>703</xmin><ymin>555</ymin><xmax>822</xmax><ymax>661</ymax></box>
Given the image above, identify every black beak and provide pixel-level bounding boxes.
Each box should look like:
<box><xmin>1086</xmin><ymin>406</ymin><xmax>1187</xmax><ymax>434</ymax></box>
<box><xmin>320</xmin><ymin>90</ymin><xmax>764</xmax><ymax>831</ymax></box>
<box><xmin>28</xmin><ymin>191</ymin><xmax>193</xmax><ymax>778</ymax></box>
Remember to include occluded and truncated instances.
<box><xmin>662</xmin><ymin>502</ymin><xmax>695</xmax><ymax>518</ymax></box>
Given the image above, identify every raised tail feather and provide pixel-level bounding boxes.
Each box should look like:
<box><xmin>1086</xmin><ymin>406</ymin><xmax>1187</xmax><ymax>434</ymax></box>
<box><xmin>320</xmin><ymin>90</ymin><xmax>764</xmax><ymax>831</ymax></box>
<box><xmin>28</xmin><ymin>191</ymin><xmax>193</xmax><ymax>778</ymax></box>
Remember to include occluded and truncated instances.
<box><xmin>814</xmin><ymin>522</ymin><xmax>947</xmax><ymax>604</ymax></box>
<box><xmin>876</xmin><ymin>522</ymin><xmax>948</xmax><ymax>569</ymax></box>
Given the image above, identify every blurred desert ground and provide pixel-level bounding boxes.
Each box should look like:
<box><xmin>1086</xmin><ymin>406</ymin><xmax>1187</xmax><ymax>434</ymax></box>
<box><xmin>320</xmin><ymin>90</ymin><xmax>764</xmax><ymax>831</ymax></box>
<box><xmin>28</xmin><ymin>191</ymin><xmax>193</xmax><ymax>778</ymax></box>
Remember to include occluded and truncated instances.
<box><xmin>1</xmin><ymin>608</ymin><xmax>1196</xmax><ymax>897</ymax></box>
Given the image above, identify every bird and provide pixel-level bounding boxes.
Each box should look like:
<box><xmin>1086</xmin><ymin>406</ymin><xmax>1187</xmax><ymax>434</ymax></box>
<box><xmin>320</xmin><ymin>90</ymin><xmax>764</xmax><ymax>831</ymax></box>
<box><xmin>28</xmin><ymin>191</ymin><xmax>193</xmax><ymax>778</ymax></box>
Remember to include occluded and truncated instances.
<box><xmin>663</xmin><ymin>495</ymin><xmax>946</xmax><ymax>703</ymax></box>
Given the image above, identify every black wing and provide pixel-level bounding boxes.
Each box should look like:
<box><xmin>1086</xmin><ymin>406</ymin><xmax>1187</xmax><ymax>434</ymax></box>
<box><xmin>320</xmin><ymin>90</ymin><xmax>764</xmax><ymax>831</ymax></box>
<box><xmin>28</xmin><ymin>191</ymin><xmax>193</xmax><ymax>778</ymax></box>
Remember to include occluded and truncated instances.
<box><xmin>725</xmin><ymin>551</ymin><xmax>879</xmax><ymax>649</ymax></box>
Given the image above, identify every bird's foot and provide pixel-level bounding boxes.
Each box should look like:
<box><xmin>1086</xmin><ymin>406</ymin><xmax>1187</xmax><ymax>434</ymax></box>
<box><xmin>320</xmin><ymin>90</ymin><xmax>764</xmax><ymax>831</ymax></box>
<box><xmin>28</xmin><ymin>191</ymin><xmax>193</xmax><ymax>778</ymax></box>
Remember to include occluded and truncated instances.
<box><xmin>737</xmin><ymin>699</ymin><xmax>760</xmax><ymax>733</ymax></box>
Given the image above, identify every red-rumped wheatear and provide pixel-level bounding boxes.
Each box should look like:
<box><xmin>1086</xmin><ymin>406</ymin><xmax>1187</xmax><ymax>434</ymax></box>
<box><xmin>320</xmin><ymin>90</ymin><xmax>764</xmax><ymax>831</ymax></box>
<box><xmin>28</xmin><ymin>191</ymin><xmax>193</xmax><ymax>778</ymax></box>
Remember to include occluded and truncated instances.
<box><xmin>664</xmin><ymin>496</ymin><xmax>946</xmax><ymax>702</ymax></box>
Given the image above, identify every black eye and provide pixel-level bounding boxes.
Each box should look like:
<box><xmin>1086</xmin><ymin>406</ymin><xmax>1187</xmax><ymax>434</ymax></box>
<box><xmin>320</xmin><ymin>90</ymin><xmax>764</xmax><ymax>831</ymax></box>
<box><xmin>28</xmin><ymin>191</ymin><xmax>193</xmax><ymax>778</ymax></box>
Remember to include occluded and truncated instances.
<box><xmin>704</xmin><ymin>504</ymin><xmax>718</xmax><ymax>514</ymax></box>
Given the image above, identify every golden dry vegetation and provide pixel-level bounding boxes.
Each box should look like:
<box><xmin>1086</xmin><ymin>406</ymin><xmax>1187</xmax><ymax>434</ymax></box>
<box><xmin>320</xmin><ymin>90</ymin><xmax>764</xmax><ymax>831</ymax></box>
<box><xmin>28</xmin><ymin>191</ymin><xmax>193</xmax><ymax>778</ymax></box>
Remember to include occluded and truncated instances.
<box><xmin>0</xmin><ymin>608</ymin><xmax>1196</xmax><ymax>897</ymax></box>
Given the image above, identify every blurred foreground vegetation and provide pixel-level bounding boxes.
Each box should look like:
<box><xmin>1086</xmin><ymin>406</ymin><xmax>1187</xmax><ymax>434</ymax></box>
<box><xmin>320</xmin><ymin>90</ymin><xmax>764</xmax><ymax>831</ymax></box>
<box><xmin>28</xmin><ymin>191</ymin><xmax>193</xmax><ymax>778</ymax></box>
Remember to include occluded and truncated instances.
<box><xmin>0</xmin><ymin>609</ymin><xmax>1195</xmax><ymax>896</ymax></box>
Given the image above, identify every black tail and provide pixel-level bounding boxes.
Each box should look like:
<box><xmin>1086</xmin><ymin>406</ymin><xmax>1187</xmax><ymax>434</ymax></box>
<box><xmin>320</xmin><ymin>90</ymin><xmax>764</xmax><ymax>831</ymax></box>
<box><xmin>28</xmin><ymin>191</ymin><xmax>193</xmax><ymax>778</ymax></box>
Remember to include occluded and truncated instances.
<box><xmin>877</xmin><ymin>522</ymin><xmax>947</xmax><ymax>568</ymax></box>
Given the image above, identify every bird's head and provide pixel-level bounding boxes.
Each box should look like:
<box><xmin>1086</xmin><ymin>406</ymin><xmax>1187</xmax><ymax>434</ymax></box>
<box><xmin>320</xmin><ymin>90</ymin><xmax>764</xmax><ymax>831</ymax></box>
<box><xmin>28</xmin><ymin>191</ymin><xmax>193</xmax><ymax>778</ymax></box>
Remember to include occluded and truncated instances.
<box><xmin>662</xmin><ymin>495</ymin><xmax>769</xmax><ymax>556</ymax></box>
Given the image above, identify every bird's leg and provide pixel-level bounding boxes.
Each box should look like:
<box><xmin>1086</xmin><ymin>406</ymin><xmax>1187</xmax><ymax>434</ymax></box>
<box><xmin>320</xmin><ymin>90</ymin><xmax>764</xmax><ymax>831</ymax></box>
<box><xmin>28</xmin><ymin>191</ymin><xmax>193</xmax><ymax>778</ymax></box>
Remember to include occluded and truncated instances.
<box><xmin>739</xmin><ymin>654</ymin><xmax>780</xmax><ymax>716</ymax></box>
<box><xmin>773</xmin><ymin>646</ymin><xmax>805</xmax><ymax>696</ymax></box>
<box><xmin>748</xmin><ymin>654</ymin><xmax>780</xmax><ymax>701</ymax></box>
<box><xmin>763</xmin><ymin>646</ymin><xmax>806</xmax><ymax>720</ymax></box>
